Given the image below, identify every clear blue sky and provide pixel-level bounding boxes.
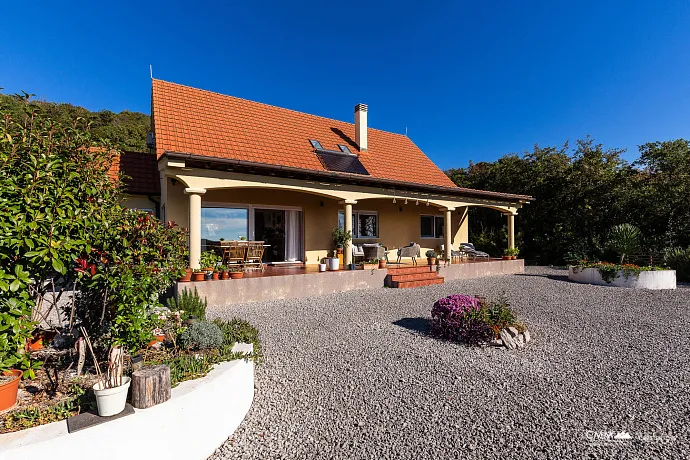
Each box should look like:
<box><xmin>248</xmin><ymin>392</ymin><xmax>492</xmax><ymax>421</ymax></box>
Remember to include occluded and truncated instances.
<box><xmin>2</xmin><ymin>1</ymin><xmax>689</xmax><ymax>169</ymax></box>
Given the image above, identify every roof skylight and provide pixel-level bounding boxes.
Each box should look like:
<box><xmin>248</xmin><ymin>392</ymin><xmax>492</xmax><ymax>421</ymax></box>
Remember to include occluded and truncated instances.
<box><xmin>309</xmin><ymin>139</ymin><xmax>323</xmax><ymax>150</ymax></box>
<box><xmin>338</xmin><ymin>144</ymin><xmax>353</xmax><ymax>154</ymax></box>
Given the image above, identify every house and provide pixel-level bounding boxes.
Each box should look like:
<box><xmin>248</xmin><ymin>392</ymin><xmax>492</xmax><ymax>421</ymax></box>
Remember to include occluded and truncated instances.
<box><xmin>108</xmin><ymin>150</ymin><xmax>161</xmax><ymax>214</ymax></box>
<box><xmin>149</xmin><ymin>79</ymin><xmax>530</xmax><ymax>270</ymax></box>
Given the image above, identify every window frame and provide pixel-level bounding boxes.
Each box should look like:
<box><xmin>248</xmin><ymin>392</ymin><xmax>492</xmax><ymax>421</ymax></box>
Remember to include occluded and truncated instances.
<box><xmin>420</xmin><ymin>214</ymin><xmax>444</xmax><ymax>239</ymax></box>
<box><xmin>338</xmin><ymin>209</ymin><xmax>379</xmax><ymax>239</ymax></box>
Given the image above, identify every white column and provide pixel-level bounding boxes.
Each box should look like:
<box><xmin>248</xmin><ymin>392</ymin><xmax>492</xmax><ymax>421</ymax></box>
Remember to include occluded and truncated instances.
<box><xmin>506</xmin><ymin>213</ymin><xmax>515</xmax><ymax>250</ymax></box>
<box><xmin>185</xmin><ymin>188</ymin><xmax>206</xmax><ymax>269</ymax></box>
<box><xmin>343</xmin><ymin>200</ymin><xmax>356</xmax><ymax>266</ymax></box>
<box><xmin>442</xmin><ymin>208</ymin><xmax>455</xmax><ymax>264</ymax></box>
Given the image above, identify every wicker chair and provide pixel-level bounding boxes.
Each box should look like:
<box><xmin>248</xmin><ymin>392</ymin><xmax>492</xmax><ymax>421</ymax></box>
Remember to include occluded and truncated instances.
<box><xmin>396</xmin><ymin>243</ymin><xmax>420</xmax><ymax>266</ymax></box>
<box><xmin>362</xmin><ymin>244</ymin><xmax>386</xmax><ymax>262</ymax></box>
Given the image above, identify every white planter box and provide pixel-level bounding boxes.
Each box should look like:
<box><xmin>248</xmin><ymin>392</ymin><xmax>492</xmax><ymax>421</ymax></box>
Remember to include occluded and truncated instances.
<box><xmin>568</xmin><ymin>266</ymin><xmax>676</xmax><ymax>290</ymax></box>
<box><xmin>1</xmin><ymin>345</ymin><xmax>255</xmax><ymax>459</ymax></box>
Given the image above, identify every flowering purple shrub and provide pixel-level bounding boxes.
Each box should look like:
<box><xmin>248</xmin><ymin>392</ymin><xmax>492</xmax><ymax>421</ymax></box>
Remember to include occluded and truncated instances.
<box><xmin>430</xmin><ymin>294</ymin><xmax>493</xmax><ymax>345</ymax></box>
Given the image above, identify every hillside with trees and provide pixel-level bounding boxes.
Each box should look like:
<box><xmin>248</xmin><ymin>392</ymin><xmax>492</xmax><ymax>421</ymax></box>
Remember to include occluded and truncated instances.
<box><xmin>447</xmin><ymin>136</ymin><xmax>690</xmax><ymax>270</ymax></box>
<box><xmin>0</xmin><ymin>91</ymin><xmax>150</xmax><ymax>152</ymax></box>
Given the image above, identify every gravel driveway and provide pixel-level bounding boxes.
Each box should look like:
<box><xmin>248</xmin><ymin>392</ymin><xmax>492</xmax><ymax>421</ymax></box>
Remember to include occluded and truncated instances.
<box><xmin>209</xmin><ymin>267</ymin><xmax>690</xmax><ymax>459</ymax></box>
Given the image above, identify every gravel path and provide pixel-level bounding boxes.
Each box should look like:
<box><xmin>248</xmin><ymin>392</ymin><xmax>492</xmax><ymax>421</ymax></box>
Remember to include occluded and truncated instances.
<box><xmin>208</xmin><ymin>267</ymin><xmax>690</xmax><ymax>459</ymax></box>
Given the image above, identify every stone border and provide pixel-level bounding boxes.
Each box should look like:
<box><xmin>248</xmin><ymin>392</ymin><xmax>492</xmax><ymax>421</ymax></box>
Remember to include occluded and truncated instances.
<box><xmin>568</xmin><ymin>267</ymin><xmax>676</xmax><ymax>290</ymax></box>
<box><xmin>0</xmin><ymin>344</ymin><xmax>254</xmax><ymax>459</ymax></box>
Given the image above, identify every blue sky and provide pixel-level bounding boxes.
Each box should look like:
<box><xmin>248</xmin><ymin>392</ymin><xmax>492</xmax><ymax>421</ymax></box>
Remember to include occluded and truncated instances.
<box><xmin>2</xmin><ymin>1</ymin><xmax>689</xmax><ymax>168</ymax></box>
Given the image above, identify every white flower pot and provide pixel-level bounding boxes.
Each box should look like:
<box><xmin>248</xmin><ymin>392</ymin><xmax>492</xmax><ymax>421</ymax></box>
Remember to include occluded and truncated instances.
<box><xmin>318</xmin><ymin>263</ymin><xmax>327</xmax><ymax>272</ymax></box>
<box><xmin>327</xmin><ymin>258</ymin><xmax>340</xmax><ymax>271</ymax></box>
<box><xmin>93</xmin><ymin>376</ymin><xmax>131</xmax><ymax>417</ymax></box>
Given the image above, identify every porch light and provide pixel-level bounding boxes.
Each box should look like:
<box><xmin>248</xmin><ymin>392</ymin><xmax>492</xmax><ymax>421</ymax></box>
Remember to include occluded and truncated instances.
<box><xmin>426</xmin><ymin>199</ymin><xmax>429</xmax><ymax>206</ymax></box>
<box><xmin>404</xmin><ymin>198</ymin><xmax>408</xmax><ymax>204</ymax></box>
<box><xmin>392</xmin><ymin>191</ymin><xmax>396</xmax><ymax>204</ymax></box>
<box><xmin>415</xmin><ymin>199</ymin><xmax>419</xmax><ymax>205</ymax></box>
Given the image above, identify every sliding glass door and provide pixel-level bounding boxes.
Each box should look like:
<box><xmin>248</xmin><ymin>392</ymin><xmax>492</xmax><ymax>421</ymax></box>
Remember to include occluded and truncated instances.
<box><xmin>201</xmin><ymin>207</ymin><xmax>249</xmax><ymax>252</ymax></box>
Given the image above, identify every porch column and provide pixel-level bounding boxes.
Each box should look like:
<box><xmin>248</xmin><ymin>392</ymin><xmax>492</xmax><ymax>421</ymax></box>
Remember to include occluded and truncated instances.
<box><xmin>341</xmin><ymin>200</ymin><xmax>357</xmax><ymax>267</ymax></box>
<box><xmin>185</xmin><ymin>188</ymin><xmax>206</xmax><ymax>269</ymax></box>
<box><xmin>506</xmin><ymin>213</ymin><xmax>515</xmax><ymax>249</ymax></box>
<box><xmin>442</xmin><ymin>207</ymin><xmax>455</xmax><ymax>264</ymax></box>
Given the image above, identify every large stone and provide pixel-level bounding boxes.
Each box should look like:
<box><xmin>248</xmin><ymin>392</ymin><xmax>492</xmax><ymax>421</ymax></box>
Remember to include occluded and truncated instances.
<box><xmin>515</xmin><ymin>334</ymin><xmax>525</xmax><ymax>348</ymax></box>
<box><xmin>507</xmin><ymin>327</ymin><xmax>519</xmax><ymax>338</ymax></box>
<box><xmin>499</xmin><ymin>329</ymin><xmax>516</xmax><ymax>349</ymax></box>
<box><xmin>489</xmin><ymin>339</ymin><xmax>503</xmax><ymax>348</ymax></box>
<box><xmin>523</xmin><ymin>329</ymin><xmax>531</xmax><ymax>343</ymax></box>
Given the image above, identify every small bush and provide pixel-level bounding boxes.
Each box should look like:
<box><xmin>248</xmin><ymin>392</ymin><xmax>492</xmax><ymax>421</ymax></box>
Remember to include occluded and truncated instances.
<box><xmin>177</xmin><ymin>321</ymin><xmax>223</xmax><ymax>350</ymax></box>
<box><xmin>166</xmin><ymin>287</ymin><xmax>207</xmax><ymax>320</ymax></box>
<box><xmin>665</xmin><ymin>247</ymin><xmax>690</xmax><ymax>282</ymax></box>
<box><xmin>430</xmin><ymin>294</ymin><xmax>523</xmax><ymax>345</ymax></box>
<box><xmin>425</xmin><ymin>250</ymin><xmax>437</xmax><ymax>258</ymax></box>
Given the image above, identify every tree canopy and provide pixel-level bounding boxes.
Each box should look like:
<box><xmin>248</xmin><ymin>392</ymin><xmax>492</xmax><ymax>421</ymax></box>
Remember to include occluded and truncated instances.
<box><xmin>447</xmin><ymin>137</ymin><xmax>690</xmax><ymax>265</ymax></box>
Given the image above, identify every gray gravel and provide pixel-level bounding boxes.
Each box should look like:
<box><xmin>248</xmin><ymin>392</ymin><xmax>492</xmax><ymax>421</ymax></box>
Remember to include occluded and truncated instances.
<box><xmin>208</xmin><ymin>267</ymin><xmax>690</xmax><ymax>459</ymax></box>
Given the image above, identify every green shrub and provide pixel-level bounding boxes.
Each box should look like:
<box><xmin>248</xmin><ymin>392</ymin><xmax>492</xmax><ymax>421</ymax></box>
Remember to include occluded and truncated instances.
<box><xmin>665</xmin><ymin>247</ymin><xmax>690</xmax><ymax>281</ymax></box>
<box><xmin>607</xmin><ymin>223</ymin><xmax>641</xmax><ymax>264</ymax></box>
<box><xmin>425</xmin><ymin>250</ymin><xmax>437</xmax><ymax>258</ymax></box>
<box><xmin>178</xmin><ymin>321</ymin><xmax>223</xmax><ymax>350</ymax></box>
<box><xmin>199</xmin><ymin>251</ymin><xmax>221</xmax><ymax>269</ymax></box>
<box><xmin>166</xmin><ymin>287</ymin><xmax>207</xmax><ymax>320</ymax></box>
<box><xmin>213</xmin><ymin>318</ymin><xmax>263</xmax><ymax>362</ymax></box>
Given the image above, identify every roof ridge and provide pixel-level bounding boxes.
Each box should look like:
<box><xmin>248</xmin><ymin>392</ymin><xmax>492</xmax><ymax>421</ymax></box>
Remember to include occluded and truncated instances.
<box><xmin>151</xmin><ymin>78</ymin><xmax>409</xmax><ymax>138</ymax></box>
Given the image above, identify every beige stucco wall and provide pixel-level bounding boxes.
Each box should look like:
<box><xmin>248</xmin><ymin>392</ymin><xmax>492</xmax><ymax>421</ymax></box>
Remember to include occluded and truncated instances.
<box><xmin>161</xmin><ymin>179</ymin><xmax>470</xmax><ymax>264</ymax></box>
<box><xmin>121</xmin><ymin>195</ymin><xmax>158</xmax><ymax>214</ymax></box>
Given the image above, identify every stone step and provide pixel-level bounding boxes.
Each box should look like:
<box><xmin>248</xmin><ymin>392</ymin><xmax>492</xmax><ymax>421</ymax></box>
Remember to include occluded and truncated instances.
<box><xmin>386</xmin><ymin>265</ymin><xmax>435</xmax><ymax>275</ymax></box>
<box><xmin>391</xmin><ymin>277</ymin><xmax>445</xmax><ymax>289</ymax></box>
<box><xmin>388</xmin><ymin>272</ymin><xmax>440</xmax><ymax>283</ymax></box>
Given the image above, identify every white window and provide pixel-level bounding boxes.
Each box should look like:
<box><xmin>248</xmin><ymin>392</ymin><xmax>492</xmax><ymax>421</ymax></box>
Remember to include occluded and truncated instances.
<box><xmin>338</xmin><ymin>210</ymin><xmax>379</xmax><ymax>238</ymax></box>
<box><xmin>421</xmin><ymin>215</ymin><xmax>444</xmax><ymax>238</ymax></box>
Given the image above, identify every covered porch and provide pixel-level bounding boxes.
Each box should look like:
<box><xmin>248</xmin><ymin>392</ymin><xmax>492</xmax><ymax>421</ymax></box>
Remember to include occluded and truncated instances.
<box><xmin>159</xmin><ymin>156</ymin><xmax>527</xmax><ymax>272</ymax></box>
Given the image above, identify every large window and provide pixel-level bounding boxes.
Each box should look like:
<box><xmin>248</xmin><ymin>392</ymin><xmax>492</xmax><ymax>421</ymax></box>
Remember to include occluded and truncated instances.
<box><xmin>421</xmin><ymin>215</ymin><xmax>444</xmax><ymax>238</ymax></box>
<box><xmin>338</xmin><ymin>210</ymin><xmax>379</xmax><ymax>238</ymax></box>
<box><xmin>201</xmin><ymin>207</ymin><xmax>249</xmax><ymax>251</ymax></box>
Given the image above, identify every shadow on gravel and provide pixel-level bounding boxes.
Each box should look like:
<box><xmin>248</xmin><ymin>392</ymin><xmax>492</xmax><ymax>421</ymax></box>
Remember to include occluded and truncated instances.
<box><xmin>515</xmin><ymin>273</ymin><xmax>570</xmax><ymax>282</ymax></box>
<box><xmin>393</xmin><ymin>317</ymin><xmax>430</xmax><ymax>335</ymax></box>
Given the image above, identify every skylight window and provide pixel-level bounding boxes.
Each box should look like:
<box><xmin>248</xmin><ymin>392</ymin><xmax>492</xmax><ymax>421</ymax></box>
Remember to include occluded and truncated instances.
<box><xmin>309</xmin><ymin>139</ymin><xmax>323</xmax><ymax>150</ymax></box>
<box><xmin>338</xmin><ymin>144</ymin><xmax>353</xmax><ymax>154</ymax></box>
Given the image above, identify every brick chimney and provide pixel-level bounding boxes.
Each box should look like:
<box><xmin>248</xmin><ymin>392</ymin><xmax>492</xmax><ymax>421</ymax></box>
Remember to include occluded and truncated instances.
<box><xmin>354</xmin><ymin>103</ymin><xmax>368</xmax><ymax>151</ymax></box>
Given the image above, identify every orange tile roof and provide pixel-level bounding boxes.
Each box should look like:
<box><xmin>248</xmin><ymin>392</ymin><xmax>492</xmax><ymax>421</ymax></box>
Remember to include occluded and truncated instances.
<box><xmin>151</xmin><ymin>79</ymin><xmax>457</xmax><ymax>189</ymax></box>
<box><xmin>108</xmin><ymin>151</ymin><xmax>160</xmax><ymax>195</ymax></box>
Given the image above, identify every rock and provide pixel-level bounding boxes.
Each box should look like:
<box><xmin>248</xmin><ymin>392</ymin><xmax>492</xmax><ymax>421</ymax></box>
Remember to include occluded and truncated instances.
<box><xmin>524</xmin><ymin>329</ymin><xmax>531</xmax><ymax>342</ymax></box>
<box><xmin>515</xmin><ymin>334</ymin><xmax>525</xmax><ymax>348</ymax></box>
<box><xmin>489</xmin><ymin>339</ymin><xmax>503</xmax><ymax>347</ymax></box>
<box><xmin>507</xmin><ymin>326</ymin><xmax>519</xmax><ymax>338</ymax></box>
<box><xmin>499</xmin><ymin>329</ymin><xmax>516</xmax><ymax>349</ymax></box>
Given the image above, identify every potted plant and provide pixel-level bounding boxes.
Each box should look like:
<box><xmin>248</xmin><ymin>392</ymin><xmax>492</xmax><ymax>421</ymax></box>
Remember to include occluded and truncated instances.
<box><xmin>318</xmin><ymin>259</ymin><xmax>327</xmax><ymax>272</ymax></box>
<box><xmin>379</xmin><ymin>259</ymin><xmax>387</xmax><ymax>269</ymax></box>
<box><xmin>426</xmin><ymin>250</ymin><xmax>437</xmax><ymax>266</ymax></box>
<box><xmin>81</xmin><ymin>329</ymin><xmax>130</xmax><ymax>417</ymax></box>
<box><xmin>211</xmin><ymin>269</ymin><xmax>220</xmax><ymax>281</ymax></box>
<box><xmin>331</xmin><ymin>228</ymin><xmax>352</xmax><ymax>266</ymax></box>
<box><xmin>363</xmin><ymin>259</ymin><xmax>378</xmax><ymax>270</ymax></box>
<box><xmin>199</xmin><ymin>251</ymin><xmax>221</xmax><ymax>273</ymax></box>
<box><xmin>229</xmin><ymin>267</ymin><xmax>244</xmax><ymax>279</ymax></box>
<box><xmin>0</xmin><ymin>368</ymin><xmax>23</xmax><ymax>412</ymax></box>
<box><xmin>327</xmin><ymin>251</ymin><xmax>340</xmax><ymax>271</ymax></box>
<box><xmin>178</xmin><ymin>267</ymin><xmax>193</xmax><ymax>282</ymax></box>
<box><xmin>219</xmin><ymin>265</ymin><xmax>230</xmax><ymax>280</ymax></box>
<box><xmin>504</xmin><ymin>247</ymin><xmax>519</xmax><ymax>260</ymax></box>
<box><xmin>192</xmin><ymin>269</ymin><xmax>206</xmax><ymax>281</ymax></box>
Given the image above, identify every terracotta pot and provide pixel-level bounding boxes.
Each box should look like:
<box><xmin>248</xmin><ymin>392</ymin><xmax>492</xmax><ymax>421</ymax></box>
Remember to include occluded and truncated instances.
<box><xmin>0</xmin><ymin>369</ymin><xmax>23</xmax><ymax>412</ymax></box>
<box><xmin>179</xmin><ymin>268</ymin><xmax>193</xmax><ymax>282</ymax></box>
<box><xmin>502</xmin><ymin>255</ymin><xmax>511</xmax><ymax>260</ymax></box>
<box><xmin>148</xmin><ymin>334</ymin><xmax>165</xmax><ymax>347</ymax></box>
<box><xmin>204</xmin><ymin>267</ymin><xmax>214</xmax><ymax>272</ymax></box>
<box><xmin>221</xmin><ymin>271</ymin><xmax>230</xmax><ymax>280</ymax></box>
<box><xmin>427</xmin><ymin>257</ymin><xmax>436</xmax><ymax>266</ymax></box>
<box><xmin>192</xmin><ymin>272</ymin><xmax>206</xmax><ymax>281</ymax></box>
<box><xmin>212</xmin><ymin>272</ymin><xmax>220</xmax><ymax>280</ymax></box>
<box><xmin>511</xmin><ymin>255</ymin><xmax>517</xmax><ymax>260</ymax></box>
<box><xmin>27</xmin><ymin>336</ymin><xmax>43</xmax><ymax>351</ymax></box>
<box><xmin>379</xmin><ymin>260</ymin><xmax>387</xmax><ymax>269</ymax></box>
<box><xmin>230</xmin><ymin>272</ymin><xmax>244</xmax><ymax>279</ymax></box>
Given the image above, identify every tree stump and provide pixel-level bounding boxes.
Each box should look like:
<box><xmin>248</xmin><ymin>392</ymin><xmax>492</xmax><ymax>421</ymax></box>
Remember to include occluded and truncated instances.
<box><xmin>131</xmin><ymin>365</ymin><xmax>171</xmax><ymax>409</ymax></box>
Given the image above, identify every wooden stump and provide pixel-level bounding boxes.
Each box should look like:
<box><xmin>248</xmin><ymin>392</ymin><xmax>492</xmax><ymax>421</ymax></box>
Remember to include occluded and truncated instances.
<box><xmin>131</xmin><ymin>365</ymin><xmax>171</xmax><ymax>409</ymax></box>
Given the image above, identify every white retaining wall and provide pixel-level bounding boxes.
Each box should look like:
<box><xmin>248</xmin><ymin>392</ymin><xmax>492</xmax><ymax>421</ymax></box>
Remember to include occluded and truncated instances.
<box><xmin>568</xmin><ymin>267</ymin><xmax>676</xmax><ymax>290</ymax></box>
<box><xmin>0</xmin><ymin>348</ymin><xmax>254</xmax><ymax>459</ymax></box>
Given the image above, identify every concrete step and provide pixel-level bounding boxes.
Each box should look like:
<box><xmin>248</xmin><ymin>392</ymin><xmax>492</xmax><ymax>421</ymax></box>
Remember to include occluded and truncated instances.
<box><xmin>388</xmin><ymin>272</ymin><xmax>440</xmax><ymax>283</ymax></box>
<box><xmin>386</xmin><ymin>265</ymin><xmax>434</xmax><ymax>275</ymax></box>
<box><xmin>391</xmin><ymin>277</ymin><xmax>445</xmax><ymax>289</ymax></box>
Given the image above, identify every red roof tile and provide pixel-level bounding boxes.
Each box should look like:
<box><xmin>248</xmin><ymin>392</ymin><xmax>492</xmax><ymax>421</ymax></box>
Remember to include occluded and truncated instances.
<box><xmin>151</xmin><ymin>79</ymin><xmax>457</xmax><ymax>189</ymax></box>
<box><xmin>109</xmin><ymin>151</ymin><xmax>160</xmax><ymax>195</ymax></box>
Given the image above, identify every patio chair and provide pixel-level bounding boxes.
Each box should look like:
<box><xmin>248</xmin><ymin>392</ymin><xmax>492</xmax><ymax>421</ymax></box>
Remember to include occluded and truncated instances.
<box><xmin>244</xmin><ymin>241</ymin><xmax>265</xmax><ymax>271</ymax></box>
<box><xmin>396</xmin><ymin>242</ymin><xmax>420</xmax><ymax>266</ymax></box>
<box><xmin>221</xmin><ymin>241</ymin><xmax>246</xmax><ymax>268</ymax></box>
<box><xmin>352</xmin><ymin>245</ymin><xmax>365</xmax><ymax>262</ymax></box>
<box><xmin>459</xmin><ymin>243</ymin><xmax>490</xmax><ymax>260</ymax></box>
<box><xmin>362</xmin><ymin>243</ymin><xmax>387</xmax><ymax>262</ymax></box>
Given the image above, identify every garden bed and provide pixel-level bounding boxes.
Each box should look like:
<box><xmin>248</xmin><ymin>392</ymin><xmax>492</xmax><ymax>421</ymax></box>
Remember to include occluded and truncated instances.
<box><xmin>568</xmin><ymin>265</ymin><xmax>676</xmax><ymax>289</ymax></box>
